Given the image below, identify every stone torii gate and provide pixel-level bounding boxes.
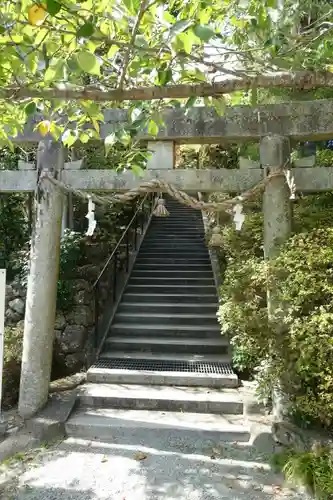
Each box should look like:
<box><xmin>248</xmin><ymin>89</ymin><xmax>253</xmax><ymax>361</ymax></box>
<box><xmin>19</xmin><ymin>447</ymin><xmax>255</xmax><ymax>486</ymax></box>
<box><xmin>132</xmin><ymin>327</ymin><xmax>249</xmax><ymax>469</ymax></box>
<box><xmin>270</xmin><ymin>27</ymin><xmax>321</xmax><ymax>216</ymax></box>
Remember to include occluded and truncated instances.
<box><xmin>2</xmin><ymin>98</ymin><xmax>333</xmax><ymax>419</ymax></box>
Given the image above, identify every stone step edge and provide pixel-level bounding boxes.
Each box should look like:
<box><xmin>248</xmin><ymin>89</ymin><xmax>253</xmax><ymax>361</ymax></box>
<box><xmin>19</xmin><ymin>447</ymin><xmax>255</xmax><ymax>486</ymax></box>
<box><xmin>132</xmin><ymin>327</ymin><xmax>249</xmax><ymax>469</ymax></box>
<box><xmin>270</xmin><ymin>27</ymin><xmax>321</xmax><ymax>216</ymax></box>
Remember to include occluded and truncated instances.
<box><xmin>77</xmin><ymin>383</ymin><xmax>243</xmax><ymax>404</ymax></box>
<box><xmin>87</xmin><ymin>367</ymin><xmax>238</xmax><ymax>388</ymax></box>
<box><xmin>118</xmin><ymin>302</ymin><xmax>218</xmax><ymax>308</ymax></box>
<box><xmin>105</xmin><ymin>336</ymin><xmax>228</xmax><ymax>346</ymax></box>
<box><xmin>98</xmin><ymin>351</ymin><xmax>232</xmax><ymax>362</ymax></box>
<box><xmin>114</xmin><ymin>312</ymin><xmax>218</xmax><ymax>319</ymax></box>
<box><xmin>110</xmin><ymin>323</ymin><xmax>221</xmax><ymax>332</ymax></box>
<box><xmin>65</xmin><ymin>408</ymin><xmax>250</xmax><ymax>437</ymax></box>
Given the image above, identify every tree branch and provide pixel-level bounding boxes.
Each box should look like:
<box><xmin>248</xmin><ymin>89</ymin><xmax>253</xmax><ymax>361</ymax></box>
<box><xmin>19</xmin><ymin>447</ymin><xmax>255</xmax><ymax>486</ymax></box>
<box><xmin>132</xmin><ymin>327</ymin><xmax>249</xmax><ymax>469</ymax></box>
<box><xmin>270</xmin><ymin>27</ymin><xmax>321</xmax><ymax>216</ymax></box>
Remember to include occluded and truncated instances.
<box><xmin>118</xmin><ymin>0</ymin><xmax>149</xmax><ymax>90</ymax></box>
<box><xmin>2</xmin><ymin>71</ymin><xmax>333</xmax><ymax>103</ymax></box>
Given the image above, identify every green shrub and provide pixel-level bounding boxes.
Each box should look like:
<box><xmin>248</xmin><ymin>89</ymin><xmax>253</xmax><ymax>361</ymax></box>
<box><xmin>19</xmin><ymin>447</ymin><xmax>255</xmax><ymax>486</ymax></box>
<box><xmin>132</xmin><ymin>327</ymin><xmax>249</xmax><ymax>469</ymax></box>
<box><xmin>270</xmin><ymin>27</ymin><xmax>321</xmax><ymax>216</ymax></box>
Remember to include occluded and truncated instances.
<box><xmin>9</xmin><ymin>230</ymin><xmax>86</xmax><ymax>311</ymax></box>
<box><xmin>272</xmin><ymin>445</ymin><xmax>333</xmax><ymax>499</ymax></box>
<box><xmin>218</xmin><ymin>194</ymin><xmax>333</xmax><ymax>427</ymax></box>
<box><xmin>2</xmin><ymin>322</ymin><xmax>24</xmax><ymax>409</ymax></box>
<box><xmin>315</xmin><ymin>149</ymin><xmax>333</xmax><ymax>167</ymax></box>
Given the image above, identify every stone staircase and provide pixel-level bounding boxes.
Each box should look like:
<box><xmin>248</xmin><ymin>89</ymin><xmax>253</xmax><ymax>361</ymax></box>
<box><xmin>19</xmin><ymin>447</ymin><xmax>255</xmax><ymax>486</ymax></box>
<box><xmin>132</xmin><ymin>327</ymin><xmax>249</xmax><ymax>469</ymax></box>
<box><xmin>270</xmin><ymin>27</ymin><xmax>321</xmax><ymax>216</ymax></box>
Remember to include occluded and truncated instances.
<box><xmin>66</xmin><ymin>197</ymin><xmax>258</xmax><ymax>441</ymax></box>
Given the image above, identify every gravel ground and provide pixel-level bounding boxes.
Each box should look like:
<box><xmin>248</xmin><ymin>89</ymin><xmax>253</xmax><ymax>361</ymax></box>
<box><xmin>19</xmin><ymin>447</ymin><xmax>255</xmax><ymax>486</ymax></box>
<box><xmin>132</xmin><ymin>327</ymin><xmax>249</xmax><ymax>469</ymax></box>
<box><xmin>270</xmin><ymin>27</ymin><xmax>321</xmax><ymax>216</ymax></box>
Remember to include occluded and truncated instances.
<box><xmin>0</xmin><ymin>433</ymin><xmax>308</xmax><ymax>500</ymax></box>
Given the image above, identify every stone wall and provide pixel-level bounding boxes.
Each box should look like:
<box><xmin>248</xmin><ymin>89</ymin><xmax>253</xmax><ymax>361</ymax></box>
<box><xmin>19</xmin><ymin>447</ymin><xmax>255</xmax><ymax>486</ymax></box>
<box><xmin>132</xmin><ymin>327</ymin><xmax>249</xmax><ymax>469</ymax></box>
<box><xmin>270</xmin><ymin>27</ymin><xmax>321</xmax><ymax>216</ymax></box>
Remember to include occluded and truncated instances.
<box><xmin>5</xmin><ymin>277</ymin><xmax>95</xmax><ymax>377</ymax></box>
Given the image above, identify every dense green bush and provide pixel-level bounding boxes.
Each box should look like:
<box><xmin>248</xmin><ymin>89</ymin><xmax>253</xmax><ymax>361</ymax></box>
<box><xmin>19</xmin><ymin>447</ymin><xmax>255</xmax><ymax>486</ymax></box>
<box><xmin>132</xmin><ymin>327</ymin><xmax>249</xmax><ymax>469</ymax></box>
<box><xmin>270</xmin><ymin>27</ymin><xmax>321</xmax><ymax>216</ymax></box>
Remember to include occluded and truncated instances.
<box><xmin>3</xmin><ymin>322</ymin><xmax>24</xmax><ymax>410</ymax></box>
<box><xmin>272</xmin><ymin>445</ymin><xmax>333</xmax><ymax>499</ymax></box>
<box><xmin>10</xmin><ymin>230</ymin><xmax>86</xmax><ymax>311</ymax></box>
<box><xmin>218</xmin><ymin>193</ymin><xmax>333</xmax><ymax>428</ymax></box>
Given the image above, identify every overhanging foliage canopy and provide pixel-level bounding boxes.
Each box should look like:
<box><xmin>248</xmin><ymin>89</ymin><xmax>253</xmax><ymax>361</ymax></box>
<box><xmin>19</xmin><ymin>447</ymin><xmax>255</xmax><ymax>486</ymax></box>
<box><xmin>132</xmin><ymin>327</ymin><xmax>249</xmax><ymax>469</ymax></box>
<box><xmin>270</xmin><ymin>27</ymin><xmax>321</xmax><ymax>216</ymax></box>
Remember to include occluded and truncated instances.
<box><xmin>1</xmin><ymin>0</ymin><xmax>333</xmax><ymax>146</ymax></box>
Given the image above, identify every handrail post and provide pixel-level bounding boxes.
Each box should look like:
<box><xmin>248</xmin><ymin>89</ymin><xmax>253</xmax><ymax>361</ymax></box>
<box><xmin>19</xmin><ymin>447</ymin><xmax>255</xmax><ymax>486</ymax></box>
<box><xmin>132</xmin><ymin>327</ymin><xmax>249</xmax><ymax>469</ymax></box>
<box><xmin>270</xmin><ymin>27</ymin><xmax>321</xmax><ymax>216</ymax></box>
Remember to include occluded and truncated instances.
<box><xmin>125</xmin><ymin>231</ymin><xmax>129</xmax><ymax>273</ymax></box>
<box><xmin>134</xmin><ymin>216</ymin><xmax>138</xmax><ymax>251</ymax></box>
<box><xmin>113</xmin><ymin>254</ymin><xmax>117</xmax><ymax>302</ymax></box>
<box><xmin>94</xmin><ymin>283</ymin><xmax>99</xmax><ymax>348</ymax></box>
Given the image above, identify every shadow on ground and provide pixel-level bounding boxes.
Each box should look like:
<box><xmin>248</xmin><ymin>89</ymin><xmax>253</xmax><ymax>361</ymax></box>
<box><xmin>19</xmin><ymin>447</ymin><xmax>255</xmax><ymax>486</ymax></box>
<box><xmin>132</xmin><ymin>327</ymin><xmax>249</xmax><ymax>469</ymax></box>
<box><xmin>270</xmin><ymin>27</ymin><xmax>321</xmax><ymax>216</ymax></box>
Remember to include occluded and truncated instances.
<box><xmin>0</xmin><ymin>433</ymin><xmax>307</xmax><ymax>500</ymax></box>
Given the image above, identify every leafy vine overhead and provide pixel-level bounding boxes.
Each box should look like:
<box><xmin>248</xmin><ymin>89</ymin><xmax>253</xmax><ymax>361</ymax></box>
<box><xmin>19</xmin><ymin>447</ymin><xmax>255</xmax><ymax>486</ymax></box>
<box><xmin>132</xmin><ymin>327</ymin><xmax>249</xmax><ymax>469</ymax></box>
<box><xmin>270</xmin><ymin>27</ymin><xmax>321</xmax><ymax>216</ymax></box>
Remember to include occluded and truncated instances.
<box><xmin>0</xmin><ymin>0</ymin><xmax>333</xmax><ymax>146</ymax></box>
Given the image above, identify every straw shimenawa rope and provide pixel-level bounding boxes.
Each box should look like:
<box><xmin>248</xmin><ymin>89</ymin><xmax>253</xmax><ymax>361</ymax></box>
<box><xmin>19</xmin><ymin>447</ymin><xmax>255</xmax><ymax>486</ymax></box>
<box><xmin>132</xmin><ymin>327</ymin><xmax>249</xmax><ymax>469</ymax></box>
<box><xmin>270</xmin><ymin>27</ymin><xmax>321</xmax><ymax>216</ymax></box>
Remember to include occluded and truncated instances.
<box><xmin>42</xmin><ymin>166</ymin><xmax>294</xmax><ymax>213</ymax></box>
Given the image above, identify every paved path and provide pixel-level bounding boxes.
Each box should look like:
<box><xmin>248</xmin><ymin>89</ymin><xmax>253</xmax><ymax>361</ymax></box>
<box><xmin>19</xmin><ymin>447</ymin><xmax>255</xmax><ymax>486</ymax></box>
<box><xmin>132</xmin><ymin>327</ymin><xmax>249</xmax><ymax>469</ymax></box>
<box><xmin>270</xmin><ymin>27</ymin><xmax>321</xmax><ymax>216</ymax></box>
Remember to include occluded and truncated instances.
<box><xmin>0</xmin><ymin>433</ymin><xmax>307</xmax><ymax>500</ymax></box>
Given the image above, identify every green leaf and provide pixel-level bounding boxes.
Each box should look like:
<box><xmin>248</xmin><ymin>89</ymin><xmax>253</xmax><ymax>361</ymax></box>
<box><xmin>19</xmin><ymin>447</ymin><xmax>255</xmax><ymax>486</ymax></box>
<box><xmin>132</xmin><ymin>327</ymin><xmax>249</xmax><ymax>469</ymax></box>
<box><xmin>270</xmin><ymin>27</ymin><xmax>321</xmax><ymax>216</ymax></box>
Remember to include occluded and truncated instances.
<box><xmin>177</xmin><ymin>32</ymin><xmax>195</xmax><ymax>54</ymax></box>
<box><xmin>185</xmin><ymin>96</ymin><xmax>196</xmax><ymax>108</ymax></box>
<box><xmin>135</xmin><ymin>35</ymin><xmax>149</xmax><ymax>48</ymax></box>
<box><xmin>46</xmin><ymin>0</ymin><xmax>61</xmax><ymax>16</ymax></box>
<box><xmin>77</xmin><ymin>22</ymin><xmax>95</xmax><ymax>38</ymax></box>
<box><xmin>131</xmin><ymin>164</ymin><xmax>144</xmax><ymax>177</ymax></box>
<box><xmin>44</xmin><ymin>59</ymin><xmax>65</xmax><ymax>82</ymax></box>
<box><xmin>62</xmin><ymin>129</ymin><xmax>77</xmax><ymax>147</ymax></box>
<box><xmin>169</xmin><ymin>20</ymin><xmax>192</xmax><ymax>36</ymax></box>
<box><xmin>267</xmin><ymin>0</ymin><xmax>277</xmax><ymax>8</ymax></box>
<box><xmin>163</xmin><ymin>11</ymin><xmax>176</xmax><ymax>24</ymax></box>
<box><xmin>0</xmin><ymin>27</ymin><xmax>5</xmax><ymax>35</ymax></box>
<box><xmin>157</xmin><ymin>67</ymin><xmax>172</xmax><ymax>86</ymax></box>
<box><xmin>123</xmin><ymin>0</ymin><xmax>140</xmax><ymax>15</ymax></box>
<box><xmin>24</xmin><ymin>101</ymin><xmax>37</xmax><ymax>116</ymax></box>
<box><xmin>204</xmin><ymin>96</ymin><xmax>212</xmax><ymax>107</ymax></box>
<box><xmin>105</xmin><ymin>133</ymin><xmax>117</xmax><ymax>155</ymax></box>
<box><xmin>193</xmin><ymin>24</ymin><xmax>215</xmax><ymax>42</ymax></box>
<box><xmin>76</xmin><ymin>51</ymin><xmax>101</xmax><ymax>75</ymax></box>
<box><xmin>107</xmin><ymin>45</ymin><xmax>118</xmax><ymax>59</ymax></box>
<box><xmin>147</xmin><ymin>120</ymin><xmax>159</xmax><ymax>136</ymax></box>
<box><xmin>80</xmin><ymin>132</ymin><xmax>90</xmax><ymax>143</ymax></box>
<box><xmin>212</xmin><ymin>96</ymin><xmax>226</xmax><ymax>116</ymax></box>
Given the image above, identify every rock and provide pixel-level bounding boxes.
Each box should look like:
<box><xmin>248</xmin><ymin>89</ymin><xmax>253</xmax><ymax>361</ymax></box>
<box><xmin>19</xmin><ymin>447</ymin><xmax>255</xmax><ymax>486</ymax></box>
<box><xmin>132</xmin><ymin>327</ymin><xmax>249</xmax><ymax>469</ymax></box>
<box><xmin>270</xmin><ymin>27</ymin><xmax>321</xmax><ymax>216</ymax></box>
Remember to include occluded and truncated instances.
<box><xmin>54</xmin><ymin>329</ymin><xmax>63</xmax><ymax>343</ymax></box>
<box><xmin>5</xmin><ymin>285</ymin><xmax>15</xmax><ymax>304</ymax></box>
<box><xmin>64</xmin><ymin>354</ymin><xmax>85</xmax><ymax>373</ymax></box>
<box><xmin>8</xmin><ymin>298</ymin><xmax>25</xmax><ymax>315</ymax></box>
<box><xmin>11</xmin><ymin>280</ymin><xmax>26</xmax><ymax>297</ymax></box>
<box><xmin>5</xmin><ymin>308</ymin><xmax>22</xmax><ymax>325</ymax></box>
<box><xmin>72</xmin><ymin>288</ymin><xmax>93</xmax><ymax>306</ymax></box>
<box><xmin>58</xmin><ymin>324</ymin><xmax>87</xmax><ymax>353</ymax></box>
<box><xmin>272</xmin><ymin>420</ymin><xmax>306</xmax><ymax>452</ymax></box>
<box><xmin>65</xmin><ymin>305</ymin><xmax>93</xmax><ymax>327</ymax></box>
<box><xmin>54</xmin><ymin>313</ymin><xmax>66</xmax><ymax>330</ymax></box>
<box><xmin>76</xmin><ymin>264</ymin><xmax>100</xmax><ymax>280</ymax></box>
<box><xmin>71</xmin><ymin>279</ymin><xmax>90</xmax><ymax>292</ymax></box>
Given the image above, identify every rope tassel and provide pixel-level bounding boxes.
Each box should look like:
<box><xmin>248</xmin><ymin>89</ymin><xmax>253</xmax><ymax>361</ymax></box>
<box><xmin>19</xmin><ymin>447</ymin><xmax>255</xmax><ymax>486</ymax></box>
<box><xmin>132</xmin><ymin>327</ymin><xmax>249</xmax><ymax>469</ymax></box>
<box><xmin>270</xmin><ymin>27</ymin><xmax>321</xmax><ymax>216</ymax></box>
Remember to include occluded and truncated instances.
<box><xmin>153</xmin><ymin>197</ymin><xmax>169</xmax><ymax>217</ymax></box>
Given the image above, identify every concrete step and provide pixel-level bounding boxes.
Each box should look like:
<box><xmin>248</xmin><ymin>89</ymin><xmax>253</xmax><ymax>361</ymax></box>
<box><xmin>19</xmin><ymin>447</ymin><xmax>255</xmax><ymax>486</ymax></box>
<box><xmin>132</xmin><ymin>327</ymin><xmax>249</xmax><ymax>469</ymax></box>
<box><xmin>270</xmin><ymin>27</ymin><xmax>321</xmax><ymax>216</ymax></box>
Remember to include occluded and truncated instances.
<box><xmin>131</xmin><ymin>270</ymin><xmax>213</xmax><ymax>278</ymax></box>
<box><xmin>121</xmin><ymin>293</ymin><xmax>218</xmax><ymax>303</ymax></box>
<box><xmin>135</xmin><ymin>257</ymin><xmax>211</xmax><ymax>265</ymax></box>
<box><xmin>145</xmin><ymin>240</ymin><xmax>205</xmax><ymax>245</ymax></box>
<box><xmin>65</xmin><ymin>408</ymin><xmax>250</xmax><ymax>443</ymax></box>
<box><xmin>87</xmin><ymin>359</ymin><xmax>237</xmax><ymax>387</ymax></box>
<box><xmin>153</xmin><ymin>210</ymin><xmax>202</xmax><ymax>215</ymax></box>
<box><xmin>149</xmin><ymin>223</ymin><xmax>204</xmax><ymax>229</ymax></box>
<box><xmin>105</xmin><ymin>335</ymin><xmax>228</xmax><ymax>354</ymax></box>
<box><xmin>104</xmin><ymin>338</ymin><xmax>228</xmax><ymax>355</ymax></box>
<box><xmin>146</xmin><ymin>231</ymin><xmax>204</xmax><ymax>237</ymax></box>
<box><xmin>77</xmin><ymin>383</ymin><xmax>244</xmax><ymax>414</ymax></box>
<box><xmin>113</xmin><ymin>312</ymin><xmax>218</xmax><ymax>326</ymax></box>
<box><xmin>110</xmin><ymin>318</ymin><xmax>220</xmax><ymax>342</ymax></box>
<box><xmin>128</xmin><ymin>277</ymin><xmax>215</xmax><ymax>286</ymax></box>
<box><xmin>99</xmin><ymin>351</ymin><xmax>230</xmax><ymax>363</ymax></box>
<box><xmin>143</xmin><ymin>241</ymin><xmax>206</xmax><ymax>246</ymax></box>
<box><xmin>118</xmin><ymin>302</ymin><xmax>218</xmax><ymax>314</ymax></box>
<box><xmin>145</xmin><ymin>231</ymin><xmax>204</xmax><ymax>237</ymax></box>
<box><xmin>126</xmin><ymin>284</ymin><xmax>217</xmax><ymax>294</ymax></box>
<box><xmin>138</xmin><ymin>248</ymin><xmax>209</xmax><ymax>256</ymax></box>
<box><xmin>133</xmin><ymin>263</ymin><xmax>212</xmax><ymax>271</ymax></box>
<box><xmin>140</xmin><ymin>245</ymin><xmax>207</xmax><ymax>251</ymax></box>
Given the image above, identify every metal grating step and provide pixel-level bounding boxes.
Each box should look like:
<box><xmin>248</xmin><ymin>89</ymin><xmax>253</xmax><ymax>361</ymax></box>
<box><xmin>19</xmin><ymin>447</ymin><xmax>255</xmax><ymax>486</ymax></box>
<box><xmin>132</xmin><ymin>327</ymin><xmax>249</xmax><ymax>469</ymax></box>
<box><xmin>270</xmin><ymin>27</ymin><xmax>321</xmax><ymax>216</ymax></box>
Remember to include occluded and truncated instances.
<box><xmin>93</xmin><ymin>358</ymin><xmax>234</xmax><ymax>375</ymax></box>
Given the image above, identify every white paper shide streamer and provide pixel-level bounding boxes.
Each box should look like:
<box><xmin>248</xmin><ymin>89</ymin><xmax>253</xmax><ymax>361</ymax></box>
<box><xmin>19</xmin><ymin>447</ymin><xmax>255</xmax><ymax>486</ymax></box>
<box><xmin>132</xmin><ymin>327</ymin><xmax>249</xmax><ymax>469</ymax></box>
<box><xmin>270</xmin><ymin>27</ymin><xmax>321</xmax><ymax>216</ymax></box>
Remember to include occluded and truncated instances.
<box><xmin>85</xmin><ymin>195</ymin><xmax>96</xmax><ymax>236</ymax></box>
<box><xmin>233</xmin><ymin>203</ymin><xmax>245</xmax><ymax>231</ymax></box>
